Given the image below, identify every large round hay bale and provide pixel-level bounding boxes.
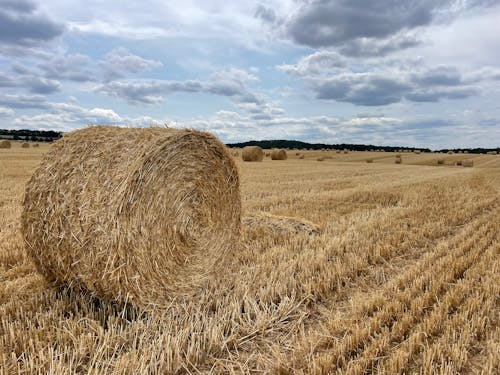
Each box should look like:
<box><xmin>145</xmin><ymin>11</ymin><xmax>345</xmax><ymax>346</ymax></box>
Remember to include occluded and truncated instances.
<box><xmin>462</xmin><ymin>160</ymin><xmax>474</xmax><ymax>167</ymax></box>
<box><xmin>0</xmin><ymin>140</ymin><xmax>11</xmax><ymax>149</ymax></box>
<box><xmin>271</xmin><ymin>149</ymin><xmax>287</xmax><ymax>160</ymax></box>
<box><xmin>21</xmin><ymin>142</ymin><xmax>30</xmax><ymax>148</ymax></box>
<box><xmin>242</xmin><ymin>146</ymin><xmax>263</xmax><ymax>162</ymax></box>
<box><xmin>21</xmin><ymin>126</ymin><xmax>241</xmax><ymax>309</ymax></box>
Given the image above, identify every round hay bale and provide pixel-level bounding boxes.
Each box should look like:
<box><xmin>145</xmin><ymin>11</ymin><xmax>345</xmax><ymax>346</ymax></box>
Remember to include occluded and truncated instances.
<box><xmin>299</xmin><ymin>154</ymin><xmax>305</xmax><ymax>159</ymax></box>
<box><xmin>0</xmin><ymin>140</ymin><xmax>11</xmax><ymax>149</ymax></box>
<box><xmin>33</xmin><ymin>143</ymin><xmax>39</xmax><ymax>148</ymax></box>
<box><xmin>271</xmin><ymin>149</ymin><xmax>287</xmax><ymax>160</ymax></box>
<box><xmin>462</xmin><ymin>160</ymin><xmax>474</xmax><ymax>167</ymax></box>
<box><xmin>395</xmin><ymin>158</ymin><xmax>402</xmax><ymax>164</ymax></box>
<box><xmin>366</xmin><ymin>158</ymin><xmax>373</xmax><ymax>163</ymax></box>
<box><xmin>335</xmin><ymin>150</ymin><xmax>341</xmax><ymax>154</ymax></box>
<box><xmin>343</xmin><ymin>150</ymin><xmax>349</xmax><ymax>154</ymax></box>
<box><xmin>242</xmin><ymin>146</ymin><xmax>264</xmax><ymax>162</ymax></box>
<box><xmin>295</xmin><ymin>152</ymin><xmax>300</xmax><ymax>156</ymax></box>
<box><xmin>455</xmin><ymin>160</ymin><xmax>462</xmax><ymax>166</ymax></box>
<box><xmin>437</xmin><ymin>159</ymin><xmax>444</xmax><ymax>165</ymax></box>
<box><xmin>21</xmin><ymin>126</ymin><xmax>241</xmax><ymax>309</ymax></box>
<box><xmin>317</xmin><ymin>157</ymin><xmax>325</xmax><ymax>161</ymax></box>
<box><xmin>21</xmin><ymin>142</ymin><xmax>30</xmax><ymax>148</ymax></box>
<box><xmin>447</xmin><ymin>150</ymin><xmax>454</xmax><ymax>154</ymax></box>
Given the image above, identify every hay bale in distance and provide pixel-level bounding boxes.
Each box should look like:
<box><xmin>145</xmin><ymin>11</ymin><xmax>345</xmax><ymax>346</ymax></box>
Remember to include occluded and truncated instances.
<box><xmin>242</xmin><ymin>146</ymin><xmax>264</xmax><ymax>162</ymax></box>
<box><xmin>455</xmin><ymin>160</ymin><xmax>462</xmax><ymax>166</ymax></box>
<box><xmin>295</xmin><ymin>152</ymin><xmax>300</xmax><ymax>156</ymax></box>
<box><xmin>21</xmin><ymin>126</ymin><xmax>241</xmax><ymax>309</ymax></box>
<box><xmin>437</xmin><ymin>159</ymin><xmax>444</xmax><ymax>165</ymax></box>
<box><xmin>317</xmin><ymin>157</ymin><xmax>325</xmax><ymax>161</ymax></box>
<box><xmin>271</xmin><ymin>149</ymin><xmax>287</xmax><ymax>160</ymax></box>
<box><xmin>447</xmin><ymin>150</ymin><xmax>454</xmax><ymax>154</ymax></box>
<box><xmin>395</xmin><ymin>158</ymin><xmax>402</xmax><ymax>164</ymax></box>
<box><xmin>366</xmin><ymin>158</ymin><xmax>373</xmax><ymax>163</ymax></box>
<box><xmin>0</xmin><ymin>140</ymin><xmax>11</xmax><ymax>149</ymax></box>
<box><xmin>21</xmin><ymin>142</ymin><xmax>30</xmax><ymax>148</ymax></box>
<box><xmin>462</xmin><ymin>160</ymin><xmax>474</xmax><ymax>167</ymax></box>
<box><xmin>33</xmin><ymin>143</ymin><xmax>39</xmax><ymax>148</ymax></box>
<box><xmin>299</xmin><ymin>155</ymin><xmax>305</xmax><ymax>159</ymax></box>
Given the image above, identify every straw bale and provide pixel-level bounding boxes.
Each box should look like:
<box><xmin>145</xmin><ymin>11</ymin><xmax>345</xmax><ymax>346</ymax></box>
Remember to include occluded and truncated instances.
<box><xmin>0</xmin><ymin>140</ymin><xmax>11</xmax><ymax>148</ymax></box>
<box><xmin>462</xmin><ymin>160</ymin><xmax>474</xmax><ymax>167</ymax></box>
<box><xmin>21</xmin><ymin>142</ymin><xmax>30</xmax><ymax>148</ymax></box>
<box><xmin>299</xmin><ymin>155</ymin><xmax>305</xmax><ymax>159</ymax></box>
<box><xmin>21</xmin><ymin>126</ymin><xmax>241</xmax><ymax>309</ymax></box>
<box><xmin>317</xmin><ymin>157</ymin><xmax>325</xmax><ymax>161</ymax></box>
<box><xmin>437</xmin><ymin>159</ymin><xmax>444</xmax><ymax>165</ymax></box>
<box><xmin>271</xmin><ymin>149</ymin><xmax>287</xmax><ymax>160</ymax></box>
<box><xmin>242</xmin><ymin>146</ymin><xmax>264</xmax><ymax>162</ymax></box>
<box><xmin>366</xmin><ymin>158</ymin><xmax>373</xmax><ymax>163</ymax></box>
<box><xmin>33</xmin><ymin>143</ymin><xmax>39</xmax><ymax>148</ymax></box>
<box><xmin>395</xmin><ymin>158</ymin><xmax>402</xmax><ymax>164</ymax></box>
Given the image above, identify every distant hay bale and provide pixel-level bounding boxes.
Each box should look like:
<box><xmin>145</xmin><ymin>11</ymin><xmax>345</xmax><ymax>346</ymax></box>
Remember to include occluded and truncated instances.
<box><xmin>242</xmin><ymin>146</ymin><xmax>264</xmax><ymax>162</ymax></box>
<box><xmin>395</xmin><ymin>153</ymin><xmax>402</xmax><ymax>157</ymax></box>
<box><xmin>295</xmin><ymin>152</ymin><xmax>300</xmax><ymax>156</ymax></box>
<box><xmin>437</xmin><ymin>159</ymin><xmax>444</xmax><ymax>165</ymax></box>
<box><xmin>33</xmin><ymin>143</ymin><xmax>39</xmax><ymax>148</ymax></box>
<box><xmin>299</xmin><ymin>155</ymin><xmax>305</xmax><ymax>159</ymax></box>
<box><xmin>462</xmin><ymin>160</ymin><xmax>474</xmax><ymax>167</ymax></box>
<box><xmin>455</xmin><ymin>160</ymin><xmax>462</xmax><ymax>166</ymax></box>
<box><xmin>395</xmin><ymin>158</ymin><xmax>402</xmax><ymax>164</ymax></box>
<box><xmin>0</xmin><ymin>140</ymin><xmax>11</xmax><ymax>149</ymax></box>
<box><xmin>317</xmin><ymin>157</ymin><xmax>325</xmax><ymax>161</ymax></box>
<box><xmin>447</xmin><ymin>151</ymin><xmax>454</xmax><ymax>154</ymax></box>
<box><xmin>21</xmin><ymin>142</ymin><xmax>30</xmax><ymax>148</ymax></box>
<box><xmin>21</xmin><ymin>126</ymin><xmax>241</xmax><ymax>309</ymax></box>
<box><xmin>366</xmin><ymin>158</ymin><xmax>373</xmax><ymax>163</ymax></box>
<box><xmin>414</xmin><ymin>150</ymin><xmax>421</xmax><ymax>154</ymax></box>
<box><xmin>335</xmin><ymin>150</ymin><xmax>341</xmax><ymax>154</ymax></box>
<box><xmin>271</xmin><ymin>149</ymin><xmax>287</xmax><ymax>160</ymax></box>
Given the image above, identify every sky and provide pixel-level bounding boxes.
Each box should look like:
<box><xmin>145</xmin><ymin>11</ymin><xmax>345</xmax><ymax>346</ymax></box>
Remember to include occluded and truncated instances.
<box><xmin>0</xmin><ymin>0</ymin><xmax>499</xmax><ymax>149</ymax></box>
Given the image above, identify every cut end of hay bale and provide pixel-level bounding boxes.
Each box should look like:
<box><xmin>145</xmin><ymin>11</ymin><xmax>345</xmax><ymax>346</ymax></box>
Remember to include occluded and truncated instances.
<box><xmin>271</xmin><ymin>149</ymin><xmax>287</xmax><ymax>160</ymax></box>
<box><xmin>242</xmin><ymin>146</ymin><xmax>264</xmax><ymax>162</ymax></box>
<box><xmin>242</xmin><ymin>212</ymin><xmax>321</xmax><ymax>237</ymax></box>
<box><xmin>21</xmin><ymin>125</ymin><xmax>241</xmax><ymax>309</ymax></box>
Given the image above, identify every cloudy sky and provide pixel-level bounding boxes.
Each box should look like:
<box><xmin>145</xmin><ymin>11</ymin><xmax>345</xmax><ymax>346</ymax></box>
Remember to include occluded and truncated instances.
<box><xmin>0</xmin><ymin>0</ymin><xmax>499</xmax><ymax>148</ymax></box>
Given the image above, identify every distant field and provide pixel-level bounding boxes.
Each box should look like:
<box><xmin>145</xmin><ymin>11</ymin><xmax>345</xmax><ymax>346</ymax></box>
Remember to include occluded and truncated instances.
<box><xmin>1</xmin><ymin>144</ymin><xmax>499</xmax><ymax>374</ymax></box>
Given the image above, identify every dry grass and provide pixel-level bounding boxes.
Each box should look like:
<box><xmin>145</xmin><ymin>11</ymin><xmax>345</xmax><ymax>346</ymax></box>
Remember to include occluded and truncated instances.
<box><xmin>1</xmin><ymin>145</ymin><xmax>499</xmax><ymax>374</ymax></box>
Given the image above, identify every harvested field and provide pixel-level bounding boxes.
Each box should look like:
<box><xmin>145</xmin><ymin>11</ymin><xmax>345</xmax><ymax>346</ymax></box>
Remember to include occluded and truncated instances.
<box><xmin>1</xmin><ymin>146</ymin><xmax>499</xmax><ymax>374</ymax></box>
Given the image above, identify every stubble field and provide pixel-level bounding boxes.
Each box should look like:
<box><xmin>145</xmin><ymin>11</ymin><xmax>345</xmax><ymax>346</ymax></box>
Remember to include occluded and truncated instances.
<box><xmin>1</xmin><ymin>143</ymin><xmax>499</xmax><ymax>374</ymax></box>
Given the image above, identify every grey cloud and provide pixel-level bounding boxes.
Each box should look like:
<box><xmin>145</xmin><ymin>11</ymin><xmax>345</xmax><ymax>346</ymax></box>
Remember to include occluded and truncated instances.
<box><xmin>405</xmin><ymin>86</ymin><xmax>479</xmax><ymax>102</ymax></box>
<box><xmin>315</xmin><ymin>74</ymin><xmax>411</xmax><ymax>106</ymax></box>
<box><xmin>0</xmin><ymin>68</ymin><xmax>60</xmax><ymax>94</ymax></box>
<box><xmin>99</xmin><ymin>48</ymin><xmax>163</xmax><ymax>82</ymax></box>
<box><xmin>412</xmin><ymin>66</ymin><xmax>462</xmax><ymax>86</ymax></box>
<box><xmin>255</xmin><ymin>5</ymin><xmax>276</xmax><ymax>23</ymax></box>
<box><xmin>287</xmin><ymin>1</ymin><xmax>433</xmax><ymax>48</ymax></box>
<box><xmin>38</xmin><ymin>54</ymin><xmax>95</xmax><ymax>82</ymax></box>
<box><xmin>285</xmin><ymin>0</ymin><xmax>499</xmax><ymax>56</ymax></box>
<box><xmin>0</xmin><ymin>93</ymin><xmax>48</xmax><ymax>109</ymax></box>
<box><xmin>0</xmin><ymin>0</ymin><xmax>63</xmax><ymax>46</ymax></box>
<box><xmin>337</xmin><ymin>33</ymin><xmax>422</xmax><ymax>57</ymax></box>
